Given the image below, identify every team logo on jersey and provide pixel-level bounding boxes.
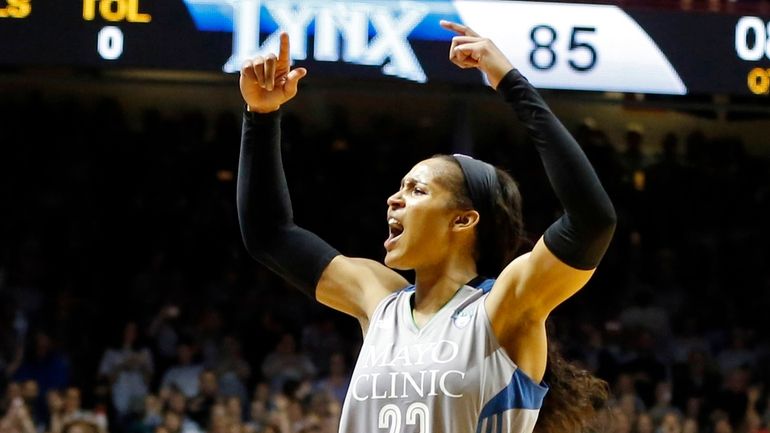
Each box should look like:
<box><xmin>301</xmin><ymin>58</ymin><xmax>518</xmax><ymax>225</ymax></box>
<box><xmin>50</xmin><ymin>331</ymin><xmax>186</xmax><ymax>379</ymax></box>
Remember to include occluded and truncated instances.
<box><xmin>376</xmin><ymin>318</ymin><xmax>390</xmax><ymax>330</ymax></box>
<box><xmin>452</xmin><ymin>310</ymin><xmax>471</xmax><ymax>328</ymax></box>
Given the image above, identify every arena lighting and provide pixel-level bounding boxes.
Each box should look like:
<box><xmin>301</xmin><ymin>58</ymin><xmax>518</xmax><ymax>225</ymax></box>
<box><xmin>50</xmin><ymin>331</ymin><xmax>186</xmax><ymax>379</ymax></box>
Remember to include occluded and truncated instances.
<box><xmin>1</xmin><ymin>0</ymin><xmax>769</xmax><ymax>95</ymax></box>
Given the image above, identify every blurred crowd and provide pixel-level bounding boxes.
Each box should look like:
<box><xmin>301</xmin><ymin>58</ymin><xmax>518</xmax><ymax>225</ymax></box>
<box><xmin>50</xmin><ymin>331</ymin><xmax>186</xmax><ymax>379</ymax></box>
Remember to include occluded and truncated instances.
<box><xmin>0</xmin><ymin>91</ymin><xmax>769</xmax><ymax>433</ymax></box>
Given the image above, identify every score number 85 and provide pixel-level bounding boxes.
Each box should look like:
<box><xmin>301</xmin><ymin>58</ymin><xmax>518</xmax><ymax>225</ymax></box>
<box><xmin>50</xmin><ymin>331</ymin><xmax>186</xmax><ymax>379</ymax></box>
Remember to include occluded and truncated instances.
<box><xmin>529</xmin><ymin>25</ymin><xmax>598</xmax><ymax>72</ymax></box>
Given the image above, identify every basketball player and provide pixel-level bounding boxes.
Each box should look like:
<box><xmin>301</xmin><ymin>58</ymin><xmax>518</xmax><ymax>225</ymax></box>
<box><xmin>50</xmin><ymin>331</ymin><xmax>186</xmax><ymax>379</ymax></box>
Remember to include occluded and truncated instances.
<box><xmin>237</xmin><ymin>21</ymin><xmax>616</xmax><ymax>433</ymax></box>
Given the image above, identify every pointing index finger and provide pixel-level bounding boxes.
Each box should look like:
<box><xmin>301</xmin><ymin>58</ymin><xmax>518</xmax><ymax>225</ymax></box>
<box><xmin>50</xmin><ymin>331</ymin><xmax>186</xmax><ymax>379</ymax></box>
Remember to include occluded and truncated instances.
<box><xmin>277</xmin><ymin>31</ymin><xmax>291</xmax><ymax>70</ymax></box>
<box><xmin>439</xmin><ymin>20</ymin><xmax>479</xmax><ymax>37</ymax></box>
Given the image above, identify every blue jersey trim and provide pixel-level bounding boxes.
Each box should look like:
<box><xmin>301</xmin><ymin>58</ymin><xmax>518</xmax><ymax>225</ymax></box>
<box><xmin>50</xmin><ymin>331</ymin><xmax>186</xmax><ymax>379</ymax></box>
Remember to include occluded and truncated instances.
<box><xmin>477</xmin><ymin>278</ymin><xmax>495</xmax><ymax>293</ymax></box>
<box><xmin>403</xmin><ymin>285</ymin><xmax>416</xmax><ymax>293</ymax></box>
<box><xmin>477</xmin><ymin>369</ymin><xmax>549</xmax><ymax>427</ymax></box>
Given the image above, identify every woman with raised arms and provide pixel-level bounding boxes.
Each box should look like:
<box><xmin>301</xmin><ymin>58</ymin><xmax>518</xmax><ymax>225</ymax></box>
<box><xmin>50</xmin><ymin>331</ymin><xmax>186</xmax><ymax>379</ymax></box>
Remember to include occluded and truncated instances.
<box><xmin>236</xmin><ymin>21</ymin><xmax>616</xmax><ymax>433</ymax></box>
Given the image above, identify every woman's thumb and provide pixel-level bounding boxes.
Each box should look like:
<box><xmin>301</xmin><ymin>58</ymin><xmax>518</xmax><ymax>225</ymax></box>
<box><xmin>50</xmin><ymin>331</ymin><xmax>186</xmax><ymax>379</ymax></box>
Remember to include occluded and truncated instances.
<box><xmin>284</xmin><ymin>68</ymin><xmax>307</xmax><ymax>97</ymax></box>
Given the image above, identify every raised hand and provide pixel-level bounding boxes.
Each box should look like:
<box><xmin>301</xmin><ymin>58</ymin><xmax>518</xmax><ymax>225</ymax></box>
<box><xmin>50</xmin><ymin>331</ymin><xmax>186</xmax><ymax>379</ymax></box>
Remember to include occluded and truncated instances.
<box><xmin>439</xmin><ymin>20</ymin><xmax>513</xmax><ymax>89</ymax></box>
<box><xmin>239</xmin><ymin>32</ymin><xmax>307</xmax><ymax>113</ymax></box>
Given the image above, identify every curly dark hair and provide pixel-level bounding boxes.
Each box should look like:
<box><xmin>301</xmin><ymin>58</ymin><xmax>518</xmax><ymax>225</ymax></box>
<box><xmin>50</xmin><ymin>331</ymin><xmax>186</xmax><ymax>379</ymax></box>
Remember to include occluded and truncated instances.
<box><xmin>536</xmin><ymin>340</ymin><xmax>610</xmax><ymax>433</ymax></box>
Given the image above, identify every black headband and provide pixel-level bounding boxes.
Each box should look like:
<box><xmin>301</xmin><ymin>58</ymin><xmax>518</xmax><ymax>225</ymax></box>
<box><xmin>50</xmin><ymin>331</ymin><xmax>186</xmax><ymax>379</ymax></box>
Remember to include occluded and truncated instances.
<box><xmin>451</xmin><ymin>154</ymin><xmax>499</xmax><ymax>219</ymax></box>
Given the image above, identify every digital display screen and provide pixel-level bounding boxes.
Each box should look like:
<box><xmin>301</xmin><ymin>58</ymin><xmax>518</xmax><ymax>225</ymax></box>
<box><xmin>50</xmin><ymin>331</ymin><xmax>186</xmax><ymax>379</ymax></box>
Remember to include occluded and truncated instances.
<box><xmin>1</xmin><ymin>0</ymin><xmax>769</xmax><ymax>96</ymax></box>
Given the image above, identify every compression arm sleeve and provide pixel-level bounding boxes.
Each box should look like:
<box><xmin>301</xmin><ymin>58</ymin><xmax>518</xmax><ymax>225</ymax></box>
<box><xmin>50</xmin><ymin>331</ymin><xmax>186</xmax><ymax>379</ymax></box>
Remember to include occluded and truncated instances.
<box><xmin>237</xmin><ymin>110</ymin><xmax>340</xmax><ymax>297</ymax></box>
<box><xmin>497</xmin><ymin>69</ymin><xmax>617</xmax><ymax>270</ymax></box>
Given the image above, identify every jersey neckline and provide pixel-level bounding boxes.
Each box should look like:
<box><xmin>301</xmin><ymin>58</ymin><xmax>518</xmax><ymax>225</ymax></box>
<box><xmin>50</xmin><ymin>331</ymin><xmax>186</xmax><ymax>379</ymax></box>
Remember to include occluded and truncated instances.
<box><xmin>403</xmin><ymin>284</ymin><xmax>475</xmax><ymax>335</ymax></box>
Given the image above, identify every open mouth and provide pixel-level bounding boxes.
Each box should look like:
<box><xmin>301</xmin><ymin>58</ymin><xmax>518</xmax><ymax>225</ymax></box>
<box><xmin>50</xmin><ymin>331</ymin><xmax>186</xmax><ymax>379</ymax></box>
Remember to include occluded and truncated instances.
<box><xmin>385</xmin><ymin>218</ymin><xmax>404</xmax><ymax>250</ymax></box>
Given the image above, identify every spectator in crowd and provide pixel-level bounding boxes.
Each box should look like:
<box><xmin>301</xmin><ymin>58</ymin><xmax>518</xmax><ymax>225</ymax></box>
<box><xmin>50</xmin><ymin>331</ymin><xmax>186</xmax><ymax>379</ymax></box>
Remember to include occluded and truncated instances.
<box><xmin>658</xmin><ymin>410</ymin><xmax>683</xmax><ymax>433</ymax></box>
<box><xmin>619</xmin><ymin>291</ymin><xmax>672</xmax><ymax>342</ymax></box>
<box><xmin>187</xmin><ymin>370</ymin><xmax>218</xmax><ymax>429</ymax></box>
<box><xmin>672</xmin><ymin>349</ymin><xmax>721</xmax><ymax>411</ymax></box>
<box><xmin>0</xmin><ymin>397</ymin><xmax>35</xmax><ymax>433</ymax></box>
<box><xmin>251</xmin><ymin>383</ymin><xmax>271</xmax><ymax>412</ymax></box>
<box><xmin>196</xmin><ymin>312</ymin><xmax>224</xmax><ymax>370</ymax></box>
<box><xmin>46</xmin><ymin>390</ymin><xmax>65</xmax><ymax>433</ymax></box>
<box><xmin>714</xmin><ymin>368</ymin><xmax>752</xmax><ymax>426</ymax></box>
<box><xmin>607</xmin><ymin>407</ymin><xmax>632</xmax><ymax>433</ymax></box>
<box><xmin>745</xmin><ymin>411</ymin><xmax>769</xmax><ymax>433</ymax></box>
<box><xmin>244</xmin><ymin>399</ymin><xmax>267</xmax><ymax>433</ymax></box>
<box><xmin>623</xmin><ymin>331</ymin><xmax>668</xmax><ymax>406</ymax></box>
<box><xmin>44</xmin><ymin>387</ymin><xmax>106</xmax><ymax>433</ymax></box>
<box><xmin>214</xmin><ymin>337</ymin><xmax>250</xmax><ymax>403</ymax></box>
<box><xmin>136</xmin><ymin>394</ymin><xmax>162</xmax><ymax>433</ymax></box>
<box><xmin>713</xmin><ymin>413</ymin><xmax>735</xmax><ymax>433</ymax></box>
<box><xmin>224</xmin><ymin>396</ymin><xmax>242</xmax><ymax>426</ymax></box>
<box><xmin>648</xmin><ymin>382</ymin><xmax>680</xmax><ymax>424</ymax></box>
<box><xmin>300</xmin><ymin>320</ymin><xmax>344</xmax><ymax>375</ymax></box>
<box><xmin>312</xmin><ymin>353</ymin><xmax>348</xmax><ymax>407</ymax></box>
<box><xmin>18</xmin><ymin>381</ymin><xmax>40</xmax><ymax>427</ymax></box>
<box><xmin>260</xmin><ymin>335</ymin><xmax>316</xmax><ymax>393</ymax></box>
<box><xmin>160</xmin><ymin>343</ymin><xmax>202</xmax><ymax>400</ymax></box>
<box><xmin>0</xmin><ymin>306</ymin><xmax>24</xmax><ymax>395</ymax></box>
<box><xmin>636</xmin><ymin>412</ymin><xmax>655</xmax><ymax>433</ymax></box>
<box><xmin>13</xmin><ymin>331</ymin><xmax>69</xmax><ymax>418</ymax></box>
<box><xmin>716</xmin><ymin>328</ymin><xmax>757</xmax><ymax>375</ymax></box>
<box><xmin>62</xmin><ymin>387</ymin><xmax>84</xmax><ymax>420</ymax></box>
<box><xmin>305</xmin><ymin>391</ymin><xmax>341</xmax><ymax>433</ymax></box>
<box><xmin>61</xmin><ymin>420</ymin><xmax>101</xmax><ymax>433</ymax></box>
<box><xmin>159</xmin><ymin>411</ymin><xmax>183</xmax><ymax>433</ymax></box>
<box><xmin>164</xmin><ymin>389</ymin><xmax>200</xmax><ymax>433</ymax></box>
<box><xmin>148</xmin><ymin>307</ymin><xmax>183</xmax><ymax>376</ymax></box>
<box><xmin>682</xmin><ymin>418</ymin><xmax>698</xmax><ymax>433</ymax></box>
<box><xmin>98</xmin><ymin>322</ymin><xmax>154</xmax><ymax>421</ymax></box>
<box><xmin>671</xmin><ymin>318</ymin><xmax>710</xmax><ymax>365</ymax></box>
<box><xmin>614</xmin><ymin>373</ymin><xmax>647</xmax><ymax>414</ymax></box>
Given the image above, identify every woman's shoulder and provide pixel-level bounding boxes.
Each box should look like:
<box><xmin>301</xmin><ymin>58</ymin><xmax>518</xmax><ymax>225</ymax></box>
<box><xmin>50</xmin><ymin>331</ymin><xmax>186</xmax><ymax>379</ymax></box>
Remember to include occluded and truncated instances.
<box><xmin>369</xmin><ymin>284</ymin><xmax>413</xmax><ymax>317</ymax></box>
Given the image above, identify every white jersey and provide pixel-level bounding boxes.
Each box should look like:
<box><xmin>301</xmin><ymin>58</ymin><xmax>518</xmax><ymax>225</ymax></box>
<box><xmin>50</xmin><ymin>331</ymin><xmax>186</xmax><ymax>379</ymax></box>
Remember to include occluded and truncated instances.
<box><xmin>338</xmin><ymin>279</ymin><xmax>548</xmax><ymax>433</ymax></box>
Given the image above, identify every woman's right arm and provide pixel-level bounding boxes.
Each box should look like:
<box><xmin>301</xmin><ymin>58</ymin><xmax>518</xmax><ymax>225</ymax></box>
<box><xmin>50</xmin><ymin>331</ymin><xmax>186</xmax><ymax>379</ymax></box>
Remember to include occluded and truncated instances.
<box><xmin>237</xmin><ymin>32</ymin><xmax>407</xmax><ymax>327</ymax></box>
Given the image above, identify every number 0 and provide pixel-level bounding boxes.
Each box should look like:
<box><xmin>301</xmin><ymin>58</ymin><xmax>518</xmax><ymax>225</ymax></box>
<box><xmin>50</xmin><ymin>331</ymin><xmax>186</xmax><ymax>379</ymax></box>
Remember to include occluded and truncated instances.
<box><xmin>736</xmin><ymin>17</ymin><xmax>770</xmax><ymax>61</ymax></box>
<box><xmin>98</xmin><ymin>26</ymin><xmax>124</xmax><ymax>60</ymax></box>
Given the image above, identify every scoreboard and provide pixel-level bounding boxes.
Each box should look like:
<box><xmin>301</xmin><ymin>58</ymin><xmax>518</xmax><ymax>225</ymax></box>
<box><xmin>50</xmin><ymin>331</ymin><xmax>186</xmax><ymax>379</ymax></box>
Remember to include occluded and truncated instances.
<box><xmin>1</xmin><ymin>0</ymin><xmax>769</xmax><ymax>96</ymax></box>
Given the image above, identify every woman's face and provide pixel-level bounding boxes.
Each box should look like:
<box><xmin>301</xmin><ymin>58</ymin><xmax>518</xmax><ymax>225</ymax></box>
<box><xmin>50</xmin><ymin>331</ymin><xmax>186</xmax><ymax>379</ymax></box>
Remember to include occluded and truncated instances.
<box><xmin>169</xmin><ymin>392</ymin><xmax>186</xmax><ymax>413</ymax></box>
<box><xmin>385</xmin><ymin>158</ymin><xmax>468</xmax><ymax>271</ymax></box>
<box><xmin>636</xmin><ymin>414</ymin><xmax>654</xmax><ymax>433</ymax></box>
<box><xmin>47</xmin><ymin>390</ymin><xmax>63</xmax><ymax>412</ymax></box>
<box><xmin>163</xmin><ymin>412</ymin><xmax>181</xmax><ymax>433</ymax></box>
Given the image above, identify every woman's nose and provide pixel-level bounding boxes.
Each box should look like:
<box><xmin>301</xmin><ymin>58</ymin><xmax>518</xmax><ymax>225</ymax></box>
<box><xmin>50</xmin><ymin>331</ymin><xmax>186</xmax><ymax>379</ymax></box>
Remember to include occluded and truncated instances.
<box><xmin>387</xmin><ymin>191</ymin><xmax>404</xmax><ymax>208</ymax></box>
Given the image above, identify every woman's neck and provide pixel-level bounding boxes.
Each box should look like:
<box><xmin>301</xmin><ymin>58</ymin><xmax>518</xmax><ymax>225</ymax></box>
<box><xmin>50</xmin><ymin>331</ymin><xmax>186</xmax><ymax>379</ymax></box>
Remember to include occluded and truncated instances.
<box><xmin>412</xmin><ymin>256</ymin><xmax>477</xmax><ymax>326</ymax></box>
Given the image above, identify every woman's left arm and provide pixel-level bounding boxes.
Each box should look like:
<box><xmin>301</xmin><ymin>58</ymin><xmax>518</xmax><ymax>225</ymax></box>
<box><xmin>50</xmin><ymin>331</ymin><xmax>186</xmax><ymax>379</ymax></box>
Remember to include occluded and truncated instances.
<box><xmin>441</xmin><ymin>21</ymin><xmax>616</xmax><ymax>379</ymax></box>
<box><xmin>490</xmin><ymin>65</ymin><xmax>617</xmax><ymax>312</ymax></box>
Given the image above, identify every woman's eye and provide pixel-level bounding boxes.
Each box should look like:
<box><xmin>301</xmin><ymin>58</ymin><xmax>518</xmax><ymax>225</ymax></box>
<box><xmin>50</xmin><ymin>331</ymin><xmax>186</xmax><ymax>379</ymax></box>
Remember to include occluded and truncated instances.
<box><xmin>414</xmin><ymin>188</ymin><xmax>426</xmax><ymax>195</ymax></box>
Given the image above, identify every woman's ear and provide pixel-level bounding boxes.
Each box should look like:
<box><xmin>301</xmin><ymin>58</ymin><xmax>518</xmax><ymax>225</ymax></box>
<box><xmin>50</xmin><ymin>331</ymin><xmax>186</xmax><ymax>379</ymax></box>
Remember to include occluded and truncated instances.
<box><xmin>452</xmin><ymin>210</ymin><xmax>480</xmax><ymax>232</ymax></box>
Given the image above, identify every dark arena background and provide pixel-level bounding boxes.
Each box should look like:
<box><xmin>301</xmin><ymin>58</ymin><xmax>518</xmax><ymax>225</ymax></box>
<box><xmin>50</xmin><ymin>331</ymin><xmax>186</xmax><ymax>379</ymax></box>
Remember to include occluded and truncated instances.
<box><xmin>2</xmin><ymin>1</ymin><xmax>770</xmax><ymax>433</ymax></box>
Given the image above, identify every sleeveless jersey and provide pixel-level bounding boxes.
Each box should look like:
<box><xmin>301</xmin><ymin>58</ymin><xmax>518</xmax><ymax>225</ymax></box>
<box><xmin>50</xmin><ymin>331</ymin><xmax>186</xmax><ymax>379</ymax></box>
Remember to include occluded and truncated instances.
<box><xmin>338</xmin><ymin>279</ymin><xmax>549</xmax><ymax>433</ymax></box>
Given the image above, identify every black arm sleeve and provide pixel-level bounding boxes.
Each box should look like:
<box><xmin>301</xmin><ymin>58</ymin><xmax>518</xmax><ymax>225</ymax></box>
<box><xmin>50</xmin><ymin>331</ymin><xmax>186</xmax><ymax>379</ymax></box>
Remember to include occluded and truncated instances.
<box><xmin>497</xmin><ymin>69</ymin><xmax>617</xmax><ymax>270</ymax></box>
<box><xmin>237</xmin><ymin>110</ymin><xmax>340</xmax><ymax>297</ymax></box>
